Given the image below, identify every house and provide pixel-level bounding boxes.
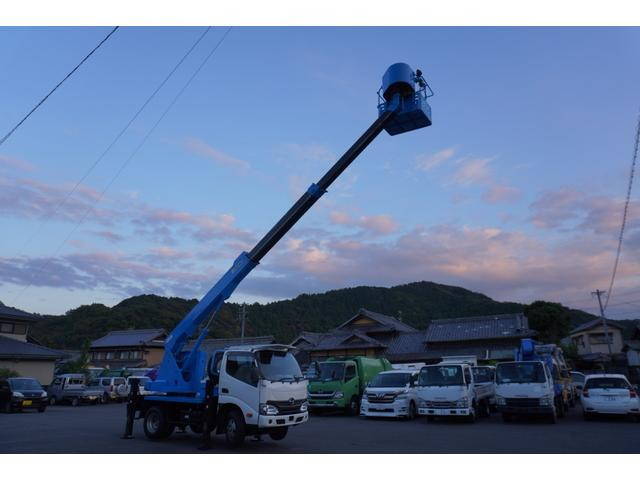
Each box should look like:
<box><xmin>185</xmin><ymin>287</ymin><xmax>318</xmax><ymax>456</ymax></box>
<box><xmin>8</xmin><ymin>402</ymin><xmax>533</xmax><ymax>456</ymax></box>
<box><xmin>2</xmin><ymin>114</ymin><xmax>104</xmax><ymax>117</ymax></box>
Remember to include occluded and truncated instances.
<box><xmin>569</xmin><ymin>318</ymin><xmax>625</xmax><ymax>356</ymax></box>
<box><xmin>291</xmin><ymin>309</ymin><xmax>534</xmax><ymax>365</ymax></box>
<box><xmin>0</xmin><ymin>303</ymin><xmax>66</xmax><ymax>385</ymax></box>
<box><xmin>291</xmin><ymin>308</ymin><xmax>417</xmax><ymax>364</ymax></box>
<box><xmin>422</xmin><ymin>313</ymin><xmax>535</xmax><ymax>362</ymax></box>
<box><xmin>185</xmin><ymin>335</ymin><xmax>275</xmax><ymax>354</ymax></box>
<box><xmin>89</xmin><ymin>329</ymin><xmax>167</xmax><ymax>369</ymax></box>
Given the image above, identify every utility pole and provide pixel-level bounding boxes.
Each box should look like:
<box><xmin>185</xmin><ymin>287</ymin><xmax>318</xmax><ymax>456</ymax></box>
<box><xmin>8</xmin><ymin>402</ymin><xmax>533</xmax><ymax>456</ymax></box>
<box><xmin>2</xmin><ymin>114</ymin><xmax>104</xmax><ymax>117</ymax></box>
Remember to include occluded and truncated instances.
<box><xmin>240</xmin><ymin>303</ymin><xmax>246</xmax><ymax>344</ymax></box>
<box><xmin>592</xmin><ymin>289</ymin><xmax>613</xmax><ymax>355</ymax></box>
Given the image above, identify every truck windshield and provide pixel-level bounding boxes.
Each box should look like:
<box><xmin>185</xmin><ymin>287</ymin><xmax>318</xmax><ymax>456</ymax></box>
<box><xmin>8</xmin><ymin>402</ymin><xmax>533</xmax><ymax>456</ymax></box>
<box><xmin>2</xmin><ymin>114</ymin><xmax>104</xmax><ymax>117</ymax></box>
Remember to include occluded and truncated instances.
<box><xmin>257</xmin><ymin>350</ymin><xmax>302</xmax><ymax>382</ymax></box>
<box><xmin>317</xmin><ymin>363</ymin><xmax>345</xmax><ymax>382</ymax></box>
<box><xmin>418</xmin><ymin>366</ymin><xmax>464</xmax><ymax>387</ymax></box>
<box><xmin>496</xmin><ymin>362</ymin><xmax>546</xmax><ymax>384</ymax></box>
<box><xmin>472</xmin><ymin>367</ymin><xmax>494</xmax><ymax>383</ymax></box>
<box><xmin>9</xmin><ymin>378</ymin><xmax>42</xmax><ymax>390</ymax></box>
<box><xmin>369</xmin><ymin>372</ymin><xmax>411</xmax><ymax>388</ymax></box>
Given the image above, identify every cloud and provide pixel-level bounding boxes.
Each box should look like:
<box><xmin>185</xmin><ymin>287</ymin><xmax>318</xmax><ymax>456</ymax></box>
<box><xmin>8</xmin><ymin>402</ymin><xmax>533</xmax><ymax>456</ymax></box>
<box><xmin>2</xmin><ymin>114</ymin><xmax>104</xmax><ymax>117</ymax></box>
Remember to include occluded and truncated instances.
<box><xmin>0</xmin><ymin>154</ymin><xmax>36</xmax><ymax>172</ymax></box>
<box><xmin>184</xmin><ymin>137</ymin><xmax>250</xmax><ymax>172</ymax></box>
<box><xmin>415</xmin><ymin>147</ymin><xmax>456</xmax><ymax>171</ymax></box>
<box><xmin>452</xmin><ymin>157</ymin><xmax>494</xmax><ymax>186</ymax></box>
<box><xmin>329</xmin><ymin>211</ymin><xmax>398</xmax><ymax>235</ymax></box>
<box><xmin>482</xmin><ymin>184</ymin><xmax>522</xmax><ymax>204</ymax></box>
<box><xmin>90</xmin><ymin>230</ymin><xmax>125</xmax><ymax>243</ymax></box>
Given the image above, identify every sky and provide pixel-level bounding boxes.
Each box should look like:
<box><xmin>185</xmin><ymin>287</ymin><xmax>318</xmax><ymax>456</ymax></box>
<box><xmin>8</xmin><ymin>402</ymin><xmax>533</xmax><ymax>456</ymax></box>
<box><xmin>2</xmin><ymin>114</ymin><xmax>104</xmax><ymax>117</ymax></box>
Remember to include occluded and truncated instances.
<box><xmin>1</xmin><ymin>26</ymin><xmax>640</xmax><ymax>319</ymax></box>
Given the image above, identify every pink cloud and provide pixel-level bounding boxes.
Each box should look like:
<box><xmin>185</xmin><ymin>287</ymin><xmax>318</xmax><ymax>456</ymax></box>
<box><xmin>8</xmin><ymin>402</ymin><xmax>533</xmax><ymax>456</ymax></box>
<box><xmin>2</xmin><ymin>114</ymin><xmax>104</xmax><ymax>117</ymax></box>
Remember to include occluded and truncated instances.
<box><xmin>483</xmin><ymin>184</ymin><xmax>522</xmax><ymax>204</ymax></box>
<box><xmin>184</xmin><ymin>137</ymin><xmax>249</xmax><ymax>172</ymax></box>
<box><xmin>329</xmin><ymin>211</ymin><xmax>398</xmax><ymax>235</ymax></box>
<box><xmin>415</xmin><ymin>147</ymin><xmax>456</xmax><ymax>171</ymax></box>
<box><xmin>0</xmin><ymin>154</ymin><xmax>36</xmax><ymax>172</ymax></box>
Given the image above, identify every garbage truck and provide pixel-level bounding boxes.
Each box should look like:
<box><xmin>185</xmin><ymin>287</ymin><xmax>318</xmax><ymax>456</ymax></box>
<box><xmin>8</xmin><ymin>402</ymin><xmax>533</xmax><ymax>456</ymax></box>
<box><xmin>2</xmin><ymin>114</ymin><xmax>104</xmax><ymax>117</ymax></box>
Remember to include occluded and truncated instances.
<box><xmin>307</xmin><ymin>356</ymin><xmax>392</xmax><ymax>414</ymax></box>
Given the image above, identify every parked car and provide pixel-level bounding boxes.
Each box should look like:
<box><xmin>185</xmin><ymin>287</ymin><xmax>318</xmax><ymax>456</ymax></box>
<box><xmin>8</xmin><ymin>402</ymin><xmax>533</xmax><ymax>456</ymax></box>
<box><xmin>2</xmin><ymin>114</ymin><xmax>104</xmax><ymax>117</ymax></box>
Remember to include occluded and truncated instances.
<box><xmin>417</xmin><ymin>362</ymin><xmax>494</xmax><ymax>423</ymax></box>
<box><xmin>360</xmin><ymin>369</ymin><xmax>419</xmax><ymax>419</ymax></box>
<box><xmin>116</xmin><ymin>376</ymin><xmax>157</xmax><ymax>397</ymax></box>
<box><xmin>581</xmin><ymin>374</ymin><xmax>640</xmax><ymax>421</ymax></box>
<box><xmin>47</xmin><ymin>374</ymin><xmax>102</xmax><ymax>406</ymax></box>
<box><xmin>571</xmin><ymin>371</ymin><xmax>586</xmax><ymax>398</ymax></box>
<box><xmin>0</xmin><ymin>377</ymin><xmax>48</xmax><ymax>413</ymax></box>
<box><xmin>94</xmin><ymin>376</ymin><xmax>127</xmax><ymax>403</ymax></box>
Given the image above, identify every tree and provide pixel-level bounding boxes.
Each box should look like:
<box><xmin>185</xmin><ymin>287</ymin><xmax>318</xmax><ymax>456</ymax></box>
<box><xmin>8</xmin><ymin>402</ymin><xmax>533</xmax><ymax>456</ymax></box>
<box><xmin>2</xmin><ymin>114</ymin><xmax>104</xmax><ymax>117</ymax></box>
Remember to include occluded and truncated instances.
<box><xmin>58</xmin><ymin>340</ymin><xmax>91</xmax><ymax>378</ymax></box>
<box><xmin>0</xmin><ymin>368</ymin><xmax>20</xmax><ymax>379</ymax></box>
<box><xmin>525</xmin><ymin>301</ymin><xmax>572</xmax><ymax>344</ymax></box>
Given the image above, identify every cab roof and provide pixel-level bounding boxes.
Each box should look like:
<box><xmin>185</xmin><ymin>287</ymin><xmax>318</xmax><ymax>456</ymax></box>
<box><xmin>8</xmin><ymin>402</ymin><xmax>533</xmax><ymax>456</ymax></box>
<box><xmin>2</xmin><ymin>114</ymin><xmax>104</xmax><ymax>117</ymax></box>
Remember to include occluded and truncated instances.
<box><xmin>381</xmin><ymin>369</ymin><xmax>417</xmax><ymax>374</ymax></box>
<box><xmin>584</xmin><ymin>373</ymin><xmax>628</xmax><ymax>380</ymax></box>
<box><xmin>226</xmin><ymin>343</ymin><xmax>296</xmax><ymax>353</ymax></box>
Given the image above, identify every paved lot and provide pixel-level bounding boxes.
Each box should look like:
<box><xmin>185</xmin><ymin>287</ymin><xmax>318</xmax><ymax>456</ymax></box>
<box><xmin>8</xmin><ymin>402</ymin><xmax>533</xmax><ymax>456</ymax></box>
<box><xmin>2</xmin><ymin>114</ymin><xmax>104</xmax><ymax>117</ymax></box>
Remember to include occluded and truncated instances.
<box><xmin>1</xmin><ymin>403</ymin><xmax>638</xmax><ymax>453</ymax></box>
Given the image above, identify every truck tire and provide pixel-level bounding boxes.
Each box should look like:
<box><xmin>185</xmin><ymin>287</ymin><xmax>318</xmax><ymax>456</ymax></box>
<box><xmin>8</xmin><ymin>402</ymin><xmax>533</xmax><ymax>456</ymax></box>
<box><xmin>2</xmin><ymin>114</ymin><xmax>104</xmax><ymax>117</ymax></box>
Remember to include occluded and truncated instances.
<box><xmin>49</xmin><ymin>396</ymin><xmax>56</xmax><ymax>406</ymax></box>
<box><xmin>479</xmin><ymin>400</ymin><xmax>490</xmax><ymax>418</ymax></box>
<box><xmin>268</xmin><ymin>426</ymin><xmax>288</xmax><ymax>441</ymax></box>
<box><xmin>346</xmin><ymin>396</ymin><xmax>360</xmax><ymax>416</ymax></box>
<box><xmin>406</xmin><ymin>401</ymin><xmax>417</xmax><ymax>420</ymax></box>
<box><xmin>224</xmin><ymin>410</ymin><xmax>246</xmax><ymax>448</ymax></box>
<box><xmin>71</xmin><ymin>397</ymin><xmax>80</xmax><ymax>407</ymax></box>
<box><xmin>143</xmin><ymin>406</ymin><xmax>174</xmax><ymax>440</ymax></box>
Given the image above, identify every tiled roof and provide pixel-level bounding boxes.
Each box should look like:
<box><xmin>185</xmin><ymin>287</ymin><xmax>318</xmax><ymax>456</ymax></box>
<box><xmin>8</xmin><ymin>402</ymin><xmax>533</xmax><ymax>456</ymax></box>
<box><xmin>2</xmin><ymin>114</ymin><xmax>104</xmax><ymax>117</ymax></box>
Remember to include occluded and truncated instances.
<box><xmin>335</xmin><ymin>308</ymin><xmax>418</xmax><ymax>333</ymax></box>
<box><xmin>91</xmin><ymin>329</ymin><xmax>166</xmax><ymax>348</ymax></box>
<box><xmin>425</xmin><ymin>313</ymin><xmax>532</xmax><ymax>343</ymax></box>
<box><xmin>309</xmin><ymin>331</ymin><xmax>387</xmax><ymax>351</ymax></box>
<box><xmin>186</xmin><ymin>336</ymin><xmax>275</xmax><ymax>354</ymax></box>
<box><xmin>291</xmin><ymin>331</ymin><xmax>325</xmax><ymax>346</ymax></box>
<box><xmin>0</xmin><ymin>304</ymin><xmax>38</xmax><ymax>323</ymax></box>
<box><xmin>385</xmin><ymin>331</ymin><xmax>428</xmax><ymax>356</ymax></box>
<box><xmin>570</xmin><ymin>318</ymin><xmax>625</xmax><ymax>335</ymax></box>
<box><xmin>0</xmin><ymin>335</ymin><xmax>67</xmax><ymax>360</ymax></box>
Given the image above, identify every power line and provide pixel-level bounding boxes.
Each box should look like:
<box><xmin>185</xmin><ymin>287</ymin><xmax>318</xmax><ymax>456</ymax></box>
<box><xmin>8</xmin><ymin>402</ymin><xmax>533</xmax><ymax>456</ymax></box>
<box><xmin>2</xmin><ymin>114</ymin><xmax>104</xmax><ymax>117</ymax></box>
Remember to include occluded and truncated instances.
<box><xmin>603</xmin><ymin>109</ymin><xmax>640</xmax><ymax>311</ymax></box>
<box><xmin>10</xmin><ymin>27</ymin><xmax>233</xmax><ymax>306</ymax></box>
<box><xmin>0</xmin><ymin>26</ymin><xmax>120</xmax><ymax>148</ymax></box>
<box><xmin>12</xmin><ymin>26</ymin><xmax>212</xmax><ymax>260</ymax></box>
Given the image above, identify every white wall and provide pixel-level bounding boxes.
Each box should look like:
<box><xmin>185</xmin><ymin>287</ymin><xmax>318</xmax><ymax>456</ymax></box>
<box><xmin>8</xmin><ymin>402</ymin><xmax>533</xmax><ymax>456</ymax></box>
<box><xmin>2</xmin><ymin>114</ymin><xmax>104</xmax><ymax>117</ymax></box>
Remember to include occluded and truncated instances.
<box><xmin>0</xmin><ymin>359</ymin><xmax>56</xmax><ymax>385</ymax></box>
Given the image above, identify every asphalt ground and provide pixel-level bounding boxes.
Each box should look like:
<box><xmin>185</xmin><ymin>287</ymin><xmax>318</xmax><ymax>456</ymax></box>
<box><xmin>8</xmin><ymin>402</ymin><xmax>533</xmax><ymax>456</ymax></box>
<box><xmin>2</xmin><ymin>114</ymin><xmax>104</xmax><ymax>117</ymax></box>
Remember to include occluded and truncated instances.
<box><xmin>1</xmin><ymin>402</ymin><xmax>638</xmax><ymax>454</ymax></box>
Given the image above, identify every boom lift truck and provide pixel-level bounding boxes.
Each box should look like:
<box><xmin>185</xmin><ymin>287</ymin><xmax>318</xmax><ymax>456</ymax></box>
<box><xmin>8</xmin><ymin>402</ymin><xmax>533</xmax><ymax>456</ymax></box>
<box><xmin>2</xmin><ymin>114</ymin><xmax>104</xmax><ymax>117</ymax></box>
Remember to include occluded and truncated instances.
<box><xmin>122</xmin><ymin>63</ymin><xmax>433</xmax><ymax>448</ymax></box>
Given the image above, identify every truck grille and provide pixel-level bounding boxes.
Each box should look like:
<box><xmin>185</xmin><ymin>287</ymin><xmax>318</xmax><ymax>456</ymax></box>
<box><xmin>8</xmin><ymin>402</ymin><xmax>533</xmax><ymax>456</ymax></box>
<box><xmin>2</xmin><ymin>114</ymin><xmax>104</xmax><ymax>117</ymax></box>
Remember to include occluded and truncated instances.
<box><xmin>308</xmin><ymin>392</ymin><xmax>334</xmax><ymax>399</ymax></box>
<box><xmin>506</xmin><ymin>398</ymin><xmax>540</xmax><ymax>407</ymax></box>
<box><xmin>366</xmin><ymin>393</ymin><xmax>397</xmax><ymax>404</ymax></box>
<box><xmin>267</xmin><ymin>399</ymin><xmax>306</xmax><ymax>414</ymax></box>
<box><xmin>430</xmin><ymin>401</ymin><xmax>456</xmax><ymax>408</ymax></box>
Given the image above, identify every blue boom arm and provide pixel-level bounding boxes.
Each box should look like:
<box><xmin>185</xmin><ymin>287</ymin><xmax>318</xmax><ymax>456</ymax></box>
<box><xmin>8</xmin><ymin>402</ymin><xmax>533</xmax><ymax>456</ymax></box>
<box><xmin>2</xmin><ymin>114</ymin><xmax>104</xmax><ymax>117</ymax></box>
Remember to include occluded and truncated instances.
<box><xmin>149</xmin><ymin>63</ymin><xmax>432</xmax><ymax>395</ymax></box>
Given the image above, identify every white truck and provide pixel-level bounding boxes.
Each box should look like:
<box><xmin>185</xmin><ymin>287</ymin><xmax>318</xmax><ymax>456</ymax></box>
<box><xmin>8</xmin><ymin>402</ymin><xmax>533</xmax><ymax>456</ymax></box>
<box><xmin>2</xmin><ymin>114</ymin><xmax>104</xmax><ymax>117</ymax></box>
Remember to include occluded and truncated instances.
<box><xmin>417</xmin><ymin>361</ymin><xmax>494</xmax><ymax>422</ymax></box>
<box><xmin>360</xmin><ymin>369</ymin><xmax>420</xmax><ymax>420</ymax></box>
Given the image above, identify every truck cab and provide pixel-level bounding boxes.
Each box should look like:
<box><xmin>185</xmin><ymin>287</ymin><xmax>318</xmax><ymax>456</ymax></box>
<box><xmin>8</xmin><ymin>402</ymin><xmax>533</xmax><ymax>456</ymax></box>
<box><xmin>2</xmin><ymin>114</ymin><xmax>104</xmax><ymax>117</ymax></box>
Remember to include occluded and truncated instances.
<box><xmin>307</xmin><ymin>356</ymin><xmax>392</xmax><ymax>415</ymax></box>
<box><xmin>138</xmin><ymin>344</ymin><xmax>308</xmax><ymax>447</ymax></box>
<box><xmin>495</xmin><ymin>360</ymin><xmax>558</xmax><ymax>422</ymax></box>
<box><xmin>416</xmin><ymin>362</ymin><xmax>491</xmax><ymax>422</ymax></box>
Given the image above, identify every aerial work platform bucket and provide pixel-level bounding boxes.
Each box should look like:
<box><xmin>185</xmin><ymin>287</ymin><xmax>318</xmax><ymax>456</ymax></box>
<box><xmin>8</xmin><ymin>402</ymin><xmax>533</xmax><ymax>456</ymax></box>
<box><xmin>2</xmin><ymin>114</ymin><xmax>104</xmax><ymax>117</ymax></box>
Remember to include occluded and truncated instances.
<box><xmin>378</xmin><ymin>62</ymin><xmax>433</xmax><ymax>135</ymax></box>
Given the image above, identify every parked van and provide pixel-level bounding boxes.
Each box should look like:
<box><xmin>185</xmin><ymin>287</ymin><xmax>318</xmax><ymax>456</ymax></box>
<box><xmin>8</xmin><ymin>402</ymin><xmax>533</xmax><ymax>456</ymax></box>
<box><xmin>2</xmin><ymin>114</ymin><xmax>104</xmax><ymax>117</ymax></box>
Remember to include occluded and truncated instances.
<box><xmin>417</xmin><ymin>362</ymin><xmax>493</xmax><ymax>422</ymax></box>
<box><xmin>94</xmin><ymin>377</ymin><xmax>127</xmax><ymax>403</ymax></box>
<box><xmin>360</xmin><ymin>369</ymin><xmax>419</xmax><ymax>419</ymax></box>
<box><xmin>307</xmin><ymin>356</ymin><xmax>392</xmax><ymax>414</ymax></box>
<box><xmin>48</xmin><ymin>374</ymin><xmax>102</xmax><ymax>406</ymax></box>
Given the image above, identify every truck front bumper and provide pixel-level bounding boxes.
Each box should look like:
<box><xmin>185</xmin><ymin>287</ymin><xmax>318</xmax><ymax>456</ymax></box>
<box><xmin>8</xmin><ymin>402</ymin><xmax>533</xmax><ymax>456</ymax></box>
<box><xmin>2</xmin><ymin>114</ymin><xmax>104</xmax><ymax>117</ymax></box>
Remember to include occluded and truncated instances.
<box><xmin>418</xmin><ymin>407</ymin><xmax>471</xmax><ymax>417</ymax></box>
<box><xmin>361</xmin><ymin>400</ymin><xmax>410</xmax><ymax>418</ymax></box>
<box><xmin>258</xmin><ymin>411</ymin><xmax>308</xmax><ymax>427</ymax></box>
<box><xmin>497</xmin><ymin>405</ymin><xmax>554</xmax><ymax>415</ymax></box>
<box><xmin>308</xmin><ymin>398</ymin><xmax>345</xmax><ymax>409</ymax></box>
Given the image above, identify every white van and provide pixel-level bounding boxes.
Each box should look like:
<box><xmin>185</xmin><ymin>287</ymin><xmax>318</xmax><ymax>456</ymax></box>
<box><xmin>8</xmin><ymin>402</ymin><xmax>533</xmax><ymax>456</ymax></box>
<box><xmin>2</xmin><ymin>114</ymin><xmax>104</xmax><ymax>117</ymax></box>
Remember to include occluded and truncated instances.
<box><xmin>360</xmin><ymin>369</ymin><xmax>419</xmax><ymax>419</ymax></box>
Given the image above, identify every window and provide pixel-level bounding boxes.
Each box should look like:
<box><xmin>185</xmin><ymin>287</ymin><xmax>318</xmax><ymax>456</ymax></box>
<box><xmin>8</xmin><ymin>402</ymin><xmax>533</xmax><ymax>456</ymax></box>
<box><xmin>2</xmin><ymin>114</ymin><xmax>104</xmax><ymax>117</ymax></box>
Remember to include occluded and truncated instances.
<box><xmin>256</xmin><ymin>350</ymin><xmax>302</xmax><ymax>381</ymax></box>
<box><xmin>52</xmin><ymin>378</ymin><xmax>62</xmax><ymax>386</ymax></box>
<box><xmin>114</xmin><ymin>378</ymin><xmax>125</xmax><ymax>385</ymax></box>
<box><xmin>590</xmin><ymin>333</ymin><xmax>613</xmax><ymax>345</ymax></box>
<box><xmin>585</xmin><ymin>377</ymin><xmax>630</xmax><ymax>389</ymax></box>
<box><xmin>345</xmin><ymin>364</ymin><xmax>356</xmax><ymax>381</ymax></box>
<box><xmin>96</xmin><ymin>352</ymin><xmax>105</xmax><ymax>360</ymax></box>
<box><xmin>418</xmin><ymin>366</ymin><xmax>464</xmax><ymax>387</ymax></box>
<box><xmin>463</xmin><ymin>367</ymin><xmax>471</xmax><ymax>385</ymax></box>
<box><xmin>131</xmin><ymin>351</ymin><xmax>142</xmax><ymax>359</ymax></box>
<box><xmin>226</xmin><ymin>353</ymin><xmax>258</xmax><ymax>387</ymax></box>
<box><xmin>105</xmin><ymin>352</ymin><xmax>114</xmax><ymax>360</ymax></box>
<box><xmin>68</xmin><ymin>378</ymin><xmax>84</xmax><ymax>385</ymax></box>
<box><xmin>0</xmin><ymin>323</ymin><xmax>13</xmax><ymax>333</ymax></box>
<box><xmin>13</xmin><ymin>324</ymin><xmax>27</xmax><ymax>335</ymax></box>
<box><xmin>496</xmin><ymin>362</ymin><xmax>546</xmax><ymax>384</ymax></box>
<box><xmin>119</xmin><ymin>351</ymin><xmax>129</xmax><ymax>360</ymax></box>
<box><xmin>101</xmin><ymin>379</ymin><xmax>111</xmax><ymax>386</ymax></box>
<box><xmin>472</xmin><ymin>367</ymin><xmax>495</xmax><ymax>383</ymax></box>
<box><xmin>369</xmin><ymin>372</ymin><xmax>411</xmax><ymax>388</ymax></box>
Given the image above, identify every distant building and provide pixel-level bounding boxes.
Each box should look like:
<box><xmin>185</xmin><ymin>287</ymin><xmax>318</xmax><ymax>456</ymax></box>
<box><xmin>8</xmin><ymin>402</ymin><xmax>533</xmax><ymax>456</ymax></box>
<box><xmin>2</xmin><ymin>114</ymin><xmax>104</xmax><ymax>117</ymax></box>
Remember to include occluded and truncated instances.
<box><xmin>569</xmin><ymin>318</ymin><xmax>625</xmax><ymax>357</ymax></box>
<box><xmin>291</xmin><ymin>309</ymin><xmax>533</xmax><ymax>365</ymax></box>
<box><xmin>0</xmin><ymin>304</ymin><xmax>66</xmax><ymax>385</ymax></box>
<box><xmin>185</xmin><ymin>335</ymin><xmax>276</xmax><ymax>354</ymax></box>
<box><xmin>89</xmin><ymin>329</ymin><xmax>167</xmax><ymax>369</ymax></box>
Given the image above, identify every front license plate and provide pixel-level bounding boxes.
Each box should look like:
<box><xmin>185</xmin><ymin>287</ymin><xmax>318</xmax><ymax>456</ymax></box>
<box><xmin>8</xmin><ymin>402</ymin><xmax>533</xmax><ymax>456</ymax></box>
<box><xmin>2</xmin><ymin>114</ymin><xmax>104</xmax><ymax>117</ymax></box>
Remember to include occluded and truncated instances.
<box><xmin>22</xmin><ymin>400</ymin><xmax>32</xmax><ymax>406</ymax></box>
<box><xmin>605</xmin><ymin>396</ymin><xmax>617</xmax><ymax>401</ymax></box>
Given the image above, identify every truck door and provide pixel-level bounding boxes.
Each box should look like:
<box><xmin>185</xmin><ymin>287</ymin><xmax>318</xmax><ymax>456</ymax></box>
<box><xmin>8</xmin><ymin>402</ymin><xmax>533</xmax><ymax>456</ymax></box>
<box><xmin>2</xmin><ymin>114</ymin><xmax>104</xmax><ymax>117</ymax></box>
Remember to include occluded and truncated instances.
<box><xmin>344</xmin><ymin>362</ymin><xmax>358</xmax><ymax>396</ymax></box>
<box><xmin>220</xmin><ymin>352</ymin><xmax>260</xmax><ymax>415</ymax></box>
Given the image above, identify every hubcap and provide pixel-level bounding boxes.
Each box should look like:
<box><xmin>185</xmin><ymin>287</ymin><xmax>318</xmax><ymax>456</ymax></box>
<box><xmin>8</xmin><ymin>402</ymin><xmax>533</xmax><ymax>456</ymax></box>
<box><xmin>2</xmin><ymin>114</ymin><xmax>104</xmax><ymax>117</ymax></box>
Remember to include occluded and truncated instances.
<box><xmin>227</xmin><ymin>418</ymin><xmax>236</xmax><ymax>437</ymax></box>
<box><xmin>147</xmin><ymin>412</ymin><xmax>160</xmax><ymax>433</ymax></box>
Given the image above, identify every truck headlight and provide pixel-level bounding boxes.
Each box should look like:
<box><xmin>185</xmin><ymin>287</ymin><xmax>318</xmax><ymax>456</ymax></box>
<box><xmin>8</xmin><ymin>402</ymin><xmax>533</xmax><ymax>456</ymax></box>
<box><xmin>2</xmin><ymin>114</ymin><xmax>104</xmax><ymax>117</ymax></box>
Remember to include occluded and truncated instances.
<box><xmin>333</xmin><ymin>391</ymin><xmax>344</xmax><ymax>399</ymax></box>
<box><xmin>496</xmin><ymin>396</ymin><xmax>506</xmax><ymax>406</ymax></box>
<box><xmin>259</xmin><ymin>403</ymin><xmax>279</xmax><ymax>415</ymax></box>
<box><xmin>539</xmin><ymin>396</ymin><xmax>553</xmax><ymax>406</ymax></box>
<box><xmin>455</xmin><ymin>398</ymin><xmax>469</xmax><ymax>408</ymax></box>
<box><xmin>300</xmin><ymin>402</ymin><xmax>308</xmax><ymax>412</ymax></box>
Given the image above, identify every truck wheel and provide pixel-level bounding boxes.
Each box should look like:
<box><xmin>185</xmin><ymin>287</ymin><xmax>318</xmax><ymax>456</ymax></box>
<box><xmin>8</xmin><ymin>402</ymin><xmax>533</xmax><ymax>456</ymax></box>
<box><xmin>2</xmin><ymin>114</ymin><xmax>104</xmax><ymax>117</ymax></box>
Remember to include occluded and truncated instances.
<box><xmin>346</xmin><ymin>396</ymin><xmax>360</xmax><ymax>416</ymax></box>
<box><xmin>224</xmin><ymin>410</ymin><xmax>246</xmax><ymax>448</ymax></box>
<box><xmin>465</xmin><ymin>403</ymin><xmax>476</xmax><ymax>423</ymax></box>
<box><xmin>501</xmin><ymin>413</ymin><xmax>513</xmax><ymax>423</ymax></box>
<box><xmin>144</xmin><ymin>406</ymin><xmax>174</xmax><ymax>440</ymax></box>
<box><xmin>49</xmin><ymin>396</ymin><xmax>56</xmax><ymax>406</ymax></box>
<box><xmin>268</xmin><ymin>426</ymin><xmax>288</xmax><ymax>441</ymax></box>
<box><xmin>479</xmin><ymin>400</ymin><xmax>490</xmax><ymax>418</ymax></box>
<box><xmin>71</xmin><ymin>397</ymin><xmax>80</xmax><ymax>407</ymax></box>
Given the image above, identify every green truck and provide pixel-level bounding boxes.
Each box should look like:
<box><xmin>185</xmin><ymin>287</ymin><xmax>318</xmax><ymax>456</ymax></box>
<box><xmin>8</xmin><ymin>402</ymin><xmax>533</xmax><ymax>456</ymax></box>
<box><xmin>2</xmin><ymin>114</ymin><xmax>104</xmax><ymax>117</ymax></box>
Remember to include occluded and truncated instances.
<box><xmin>307</xmin><ymin>356</ymin><xmax>392</xmax><ymax>414</ymax></box>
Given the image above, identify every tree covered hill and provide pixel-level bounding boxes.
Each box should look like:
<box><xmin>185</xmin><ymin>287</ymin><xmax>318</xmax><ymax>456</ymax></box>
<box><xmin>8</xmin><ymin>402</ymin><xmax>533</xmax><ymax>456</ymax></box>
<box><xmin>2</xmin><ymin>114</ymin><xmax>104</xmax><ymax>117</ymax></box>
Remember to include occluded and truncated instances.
<box><xmin>27</xmin><ymin>281</ymin><xmax>526</xmax><ymax>349</ymax></box>
<box><xmin>20</xmin><ymin>280</ymin><xmax>636</xmax><ymax>350</ymax></box>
